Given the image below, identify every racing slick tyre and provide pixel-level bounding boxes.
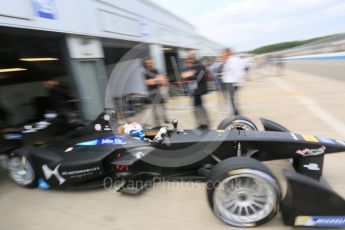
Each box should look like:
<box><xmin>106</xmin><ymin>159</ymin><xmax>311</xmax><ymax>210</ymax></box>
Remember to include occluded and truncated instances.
<box><xmin>217</xmin><ymin>115</ymin><xmax>258</xmax><ymax>131</ymax></box>
<box><xmin>207</xmin><ymin>157</ymin><xmax>281</xmax><ymax>227</ymax></box>
<box><xmin>7</xmin><ymin>153</ymin><xmax>37</xmax><ymax>188</ymax></box>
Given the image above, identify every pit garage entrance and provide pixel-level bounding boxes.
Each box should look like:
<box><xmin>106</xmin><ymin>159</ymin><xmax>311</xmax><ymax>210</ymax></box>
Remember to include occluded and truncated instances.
<box><xmin>0</xmin><ymin>27</ymin><xmax>72</xmax><ymax>127</ymax></box>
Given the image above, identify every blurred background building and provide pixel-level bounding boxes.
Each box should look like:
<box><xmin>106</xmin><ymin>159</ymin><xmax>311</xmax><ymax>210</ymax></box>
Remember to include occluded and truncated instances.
<box><xmin>0</xmin><ymin>0</ymin><xmax>223</xmax><ymax>123</ymax></box>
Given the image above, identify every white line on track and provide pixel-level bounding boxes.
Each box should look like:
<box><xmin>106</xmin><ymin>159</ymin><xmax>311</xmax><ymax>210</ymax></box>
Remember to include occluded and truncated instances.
<box><xmin>270</xmin><ymin>77</ymin><xmax>345</xmax><ymax>138</ymax></box>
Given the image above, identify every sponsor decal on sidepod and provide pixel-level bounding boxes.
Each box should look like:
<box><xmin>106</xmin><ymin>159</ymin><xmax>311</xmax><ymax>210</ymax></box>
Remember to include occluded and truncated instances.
<box><xmin>296</xmin><ymin>146</ymin><xmax>326</xmax><ymax>157</ymax></box>
<box><xmin>42</xmin><ymin>165</ymin><xmax>101</xmax><ymax>185</ymax></box>
<box><xmin>76</xmin><ymin>136</ymin><xmax>126</xmax><ymax>146</ymax></box>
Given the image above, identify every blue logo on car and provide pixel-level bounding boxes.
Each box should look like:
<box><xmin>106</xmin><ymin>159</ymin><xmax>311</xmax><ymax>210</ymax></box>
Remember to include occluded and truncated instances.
<box><xmin>4</xmin><ymin>133</ymin><xmax>23</xmax><ymax>140</ymax></box>
<box><xmin>76</xmin><ymin>136</ymin><xmax>126</xmax><ymax>146</ymax></box>
<box><xmin>295</xmin><ymin>216</ymin><xmax>345</xmax><ymax>227</ymax></box>
<box><xmin>37</xmin><ymin>178</ymin><xmax>50</xmax><ymax>189</ymax></box>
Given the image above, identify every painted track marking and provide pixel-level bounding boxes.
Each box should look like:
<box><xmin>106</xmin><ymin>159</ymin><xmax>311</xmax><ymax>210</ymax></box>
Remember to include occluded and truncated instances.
<box><xmin>270</xmin><ymin>77</ymin><xmax>345</xmax><ymax>138</ymax></box>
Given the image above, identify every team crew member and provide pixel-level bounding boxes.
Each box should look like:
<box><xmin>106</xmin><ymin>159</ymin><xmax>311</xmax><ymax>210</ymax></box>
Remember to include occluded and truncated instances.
<box><xmin>221</xmin><ymin>48</ymin><xmax>245</xmax><ymax>115</ymax></box>
<box><xmin>181</xmin><ymin>52</ymin><xmax>209</xmax><ymax>128</ymax></box>
<box><xmin>143</xmin><ymin>57</ymin><xmax>169</xmax><ymax>126</ymax></box>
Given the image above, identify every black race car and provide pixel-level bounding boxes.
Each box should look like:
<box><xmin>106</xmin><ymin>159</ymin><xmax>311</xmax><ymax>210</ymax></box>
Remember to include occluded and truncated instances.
<box><xmin>6</xmin><ymin>112</ymin><xmax>345</xmax><ymax>228</ymax></box>
<box><xmin>0</xmin><ymin>113</ymin><xmax>78</xmax><ymax>157</ymax></box>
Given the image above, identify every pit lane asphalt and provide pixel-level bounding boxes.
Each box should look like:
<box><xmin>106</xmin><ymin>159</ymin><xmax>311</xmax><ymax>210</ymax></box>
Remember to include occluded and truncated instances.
<box><xmin>1</xmin><ymin>67</ymin><xmax>344</xmax><ymax>230</ymax></box>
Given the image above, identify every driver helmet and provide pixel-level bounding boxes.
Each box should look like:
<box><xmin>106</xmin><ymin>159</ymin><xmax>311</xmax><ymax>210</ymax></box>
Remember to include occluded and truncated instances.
<box><xmin>124</xmin><ymin>122</ymin><xmax>145</xmax><ymax>140</ymax></box>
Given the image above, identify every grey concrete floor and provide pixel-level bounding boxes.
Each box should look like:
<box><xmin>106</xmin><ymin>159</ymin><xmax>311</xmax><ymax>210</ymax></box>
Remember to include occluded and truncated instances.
<box><xmin>1</xmin><ymin>67</ymin><xmax>345</xmax><ymax>230</ymax></box>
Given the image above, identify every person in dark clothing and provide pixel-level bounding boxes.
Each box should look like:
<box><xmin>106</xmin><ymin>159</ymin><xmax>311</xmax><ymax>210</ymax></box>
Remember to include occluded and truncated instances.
<box><xmin>181</xmin><ymin>52</ymin><xmax>209</xmax><ymax>129</ymax></box>
<box><xmin>0</xmin><ymin>104</ymin><xmax>9</xmax><ymax>129</ymax></box>
<box><xmin>275</xmin><ymin>55</ymin><xmax>285</xmax><ymax>76</ymax></box>
<box><xmin>43</xmin><ymin>80</ymin><xmax>71</xmax><ymax>115</ymax></box>
<box><xmin>143</xmin><ymin>57</ymin><xmax>169</xmax><ymax>126</ymax></box>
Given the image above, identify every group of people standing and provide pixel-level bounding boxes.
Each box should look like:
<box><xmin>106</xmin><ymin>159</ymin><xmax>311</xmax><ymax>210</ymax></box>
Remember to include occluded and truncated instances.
<box><xmin>142</xmin><ymin>48</ymin><xmax>245</xmax><ymax>128</ymax></box>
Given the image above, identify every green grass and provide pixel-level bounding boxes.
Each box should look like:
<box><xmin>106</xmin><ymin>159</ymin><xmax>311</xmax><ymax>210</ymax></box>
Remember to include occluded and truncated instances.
<box><xmin>250</xmin><ymin>34</ymin><xmax>340</xmax><ymax>54</ymax></box>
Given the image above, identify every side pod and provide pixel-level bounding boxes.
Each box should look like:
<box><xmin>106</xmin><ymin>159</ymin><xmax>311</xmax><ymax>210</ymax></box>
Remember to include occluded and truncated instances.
<box><xmin>260</xmin><ymin>118</ymin><xmax>290</xmax><ymax>132</ymax></box>
<box><xmin>281</xmin><ymin>170</ymin><xmax>345</xmax><ymax>227</ymax></box>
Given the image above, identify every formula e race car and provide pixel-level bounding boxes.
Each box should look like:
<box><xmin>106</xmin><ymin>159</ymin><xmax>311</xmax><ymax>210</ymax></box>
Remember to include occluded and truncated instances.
<box><xmin>6</xmin><ymin>112</ymin><xmax>345</xmax><ymax>228</ymax></box>
<box><xmin>0</xmin><ymin>113</ymin><xmax>78</xmax><ymax>157</ymax></box>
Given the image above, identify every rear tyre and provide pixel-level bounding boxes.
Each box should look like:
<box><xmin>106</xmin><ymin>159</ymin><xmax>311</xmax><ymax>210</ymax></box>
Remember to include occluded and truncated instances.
<box><xmin>217</xmin><ymin>115</ymin><xmax>257</xmax><ymax>131</ymax></box>
<box><xmin>207</xmin><ymin>157</ymin><xmax>281</xmax><ymax>227</ymax></box>
<box><xmin>8</xmin><ymin>153</ymin><xmax>37</xmax><ymax>188</ymax></box>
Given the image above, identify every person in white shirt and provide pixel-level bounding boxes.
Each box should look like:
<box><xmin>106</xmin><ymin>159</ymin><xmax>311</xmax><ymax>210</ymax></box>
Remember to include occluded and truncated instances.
<box><xmin>221</xmin><ymin>48</ymin><xmax>245</xmax><ymax>115</ymax></box>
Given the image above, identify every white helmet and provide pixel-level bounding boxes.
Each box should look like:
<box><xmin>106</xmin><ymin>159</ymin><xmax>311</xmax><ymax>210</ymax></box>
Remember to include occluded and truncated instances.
<box><xmin>124</xmin><ymin>122</ymin><xmax>143</xmax><ymax>135</ymax></box>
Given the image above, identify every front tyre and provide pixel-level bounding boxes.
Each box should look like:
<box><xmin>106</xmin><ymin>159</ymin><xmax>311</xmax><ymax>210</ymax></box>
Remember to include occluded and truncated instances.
<box><xmin>8</xmin><ymin>153</ymin><xmax>37</xmax><ymax>188</ymax></box>
<box><xmin>217</xmin><ymin>115</ymin><xmax>258</xmax><ymax>131</ymax></box>
<box><xmin>207</xmin><ymin>157</ymin><xmax>281</xmax><ymax>227</ymax></box>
